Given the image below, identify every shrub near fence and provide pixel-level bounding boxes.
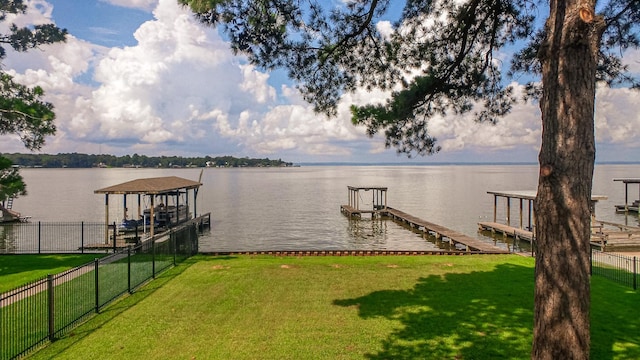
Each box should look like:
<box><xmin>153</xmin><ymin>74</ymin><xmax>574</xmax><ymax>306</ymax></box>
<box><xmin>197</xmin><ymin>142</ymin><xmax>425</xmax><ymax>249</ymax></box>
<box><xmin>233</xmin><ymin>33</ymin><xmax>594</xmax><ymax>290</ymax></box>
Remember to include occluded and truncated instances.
<box><xmin>0</xmin><ymin>224</ymin><xmax>199</xmax><ymax>360</ymax></box>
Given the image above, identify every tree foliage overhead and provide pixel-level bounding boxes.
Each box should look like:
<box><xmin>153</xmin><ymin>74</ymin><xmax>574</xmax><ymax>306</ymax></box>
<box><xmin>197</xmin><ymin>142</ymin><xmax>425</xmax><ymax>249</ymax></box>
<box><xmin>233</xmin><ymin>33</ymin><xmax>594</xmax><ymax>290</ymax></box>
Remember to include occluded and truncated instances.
<box><xmin>181</xmin><ymin>0</ymin><xmax>639</xmax><ymax>156</ymax></box>
<box><xmin>0</xmin><ymin>0</ymin><xmax>67</xmax><ymax>201</ymax></box>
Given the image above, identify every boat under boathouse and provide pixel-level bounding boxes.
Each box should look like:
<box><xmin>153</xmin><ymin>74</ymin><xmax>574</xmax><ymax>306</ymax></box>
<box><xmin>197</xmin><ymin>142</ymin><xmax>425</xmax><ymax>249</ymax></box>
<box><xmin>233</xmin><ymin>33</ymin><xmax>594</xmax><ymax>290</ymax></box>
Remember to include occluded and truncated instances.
<box><xmin>94</xmin><ymin>176</ymin><xmax>203</xmax><ymax>243</ymax></box>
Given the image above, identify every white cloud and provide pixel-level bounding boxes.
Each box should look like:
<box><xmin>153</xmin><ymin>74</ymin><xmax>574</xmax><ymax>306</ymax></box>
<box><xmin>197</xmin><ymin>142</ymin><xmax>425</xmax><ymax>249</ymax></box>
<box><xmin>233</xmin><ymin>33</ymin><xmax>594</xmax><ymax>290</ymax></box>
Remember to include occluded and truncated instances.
<box><xmin>103</xmin><ymin>0</ymin><xmax>158</xmax><ymax>12</ymax></box>
<box><xmin>623</xmin><ymin>48</ymin><xmax>640</xmax><ymax>74</ymax></box>
<box><xmin>595</xmin><ymin>85</ymin><xmax>640</xmax><ymax>146</ymax></box>
<box><xmin>1</xmin><ymin>0</ymin><xmax>638</xmax><ymax>162</ymax></box>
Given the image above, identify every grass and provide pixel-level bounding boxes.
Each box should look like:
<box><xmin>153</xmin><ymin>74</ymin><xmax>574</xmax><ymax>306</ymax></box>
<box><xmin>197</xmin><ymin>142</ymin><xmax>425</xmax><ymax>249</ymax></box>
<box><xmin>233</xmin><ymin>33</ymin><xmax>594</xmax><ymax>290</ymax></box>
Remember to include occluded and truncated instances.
<box><xmin>25</xmin><ymin>254</ymin><xmax>640</xmax><ymax>360</ymax></box>
<box><xmin>0</xmin><ymin>254</ymin><xmax>104</xmax><ymax>292</ymax></box>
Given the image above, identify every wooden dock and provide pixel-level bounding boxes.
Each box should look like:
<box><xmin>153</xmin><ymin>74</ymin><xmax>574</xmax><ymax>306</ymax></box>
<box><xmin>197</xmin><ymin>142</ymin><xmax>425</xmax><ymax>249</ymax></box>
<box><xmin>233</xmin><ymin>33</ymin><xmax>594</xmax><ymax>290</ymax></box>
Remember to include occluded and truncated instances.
<box><xmin>478</xmin><ymin>221</ymin><xmax>534</xmax><ymax>242</ymax></box>
<box><xmin>340</xmin><ymin>185</ymin><xmax>507</xmax><ymax>253</ymax></box>
<box><xmin>591</xmin><ymin>220</ymin><xmax>640</xmax><ymax>251</ymax></box>
<box><xmin>383</xmin><ymin>208</ymin><xmax>508</xmax><ymax>253</ymax></box>
<box><xmin>83</xmin><ymin>213</ymin><xmax>211</xmax><ymax>251</ymax></box>
<box><xmin>341</xmin><ymin>205</ymin><xmax>508</xmax><ymax>253</ymax></box>
<box><xmin>613</xmin><ymin>178</ymin><xmax>640</xmax><ymax>214</ymax></box>
<box><xmin>479</xmin><ymin>219</ymin><xmax>640</xmax><ymax>251</ymax></box>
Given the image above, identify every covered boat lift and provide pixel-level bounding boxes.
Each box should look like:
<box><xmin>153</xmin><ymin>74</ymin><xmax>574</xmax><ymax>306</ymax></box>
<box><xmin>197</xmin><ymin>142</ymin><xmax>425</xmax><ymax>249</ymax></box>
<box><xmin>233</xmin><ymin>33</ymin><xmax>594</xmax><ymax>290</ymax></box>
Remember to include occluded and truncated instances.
<box><xmin>613</xmin><ymin>178</ymin><xmax>640</xmax><ymax>215</ymax></box>
<box><xmin>478</xmin><ymin>190</ymin><xmax>608</xmax><ymax>242</ymax></box>
<box><xmin>340</xmin><ymin>186</ymin><xmax>388</xmax><ymax>218</ymax></box>
<box><xmin>94</xmin><ymin>176</ymin><xmax>202</xmax><ymax>242</ymax></box>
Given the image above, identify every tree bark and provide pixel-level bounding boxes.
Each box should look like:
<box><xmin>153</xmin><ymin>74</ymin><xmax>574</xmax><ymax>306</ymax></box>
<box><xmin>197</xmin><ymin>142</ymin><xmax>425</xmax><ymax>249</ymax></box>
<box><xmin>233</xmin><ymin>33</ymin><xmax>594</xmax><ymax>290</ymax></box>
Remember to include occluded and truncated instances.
<box><xmin>533</xmin><ymin>1</ymin><xmax>604</xmax><ymax>359</ymax></box>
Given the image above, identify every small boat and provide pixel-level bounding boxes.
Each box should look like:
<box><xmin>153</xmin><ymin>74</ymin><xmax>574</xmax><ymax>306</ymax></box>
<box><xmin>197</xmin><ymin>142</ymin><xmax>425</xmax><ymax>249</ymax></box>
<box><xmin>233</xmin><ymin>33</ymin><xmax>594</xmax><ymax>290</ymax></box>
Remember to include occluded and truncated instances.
<box><xmin>143</xmin><ymin>204</ymin><xmax>191</xmax><ymax>228</ymax></box>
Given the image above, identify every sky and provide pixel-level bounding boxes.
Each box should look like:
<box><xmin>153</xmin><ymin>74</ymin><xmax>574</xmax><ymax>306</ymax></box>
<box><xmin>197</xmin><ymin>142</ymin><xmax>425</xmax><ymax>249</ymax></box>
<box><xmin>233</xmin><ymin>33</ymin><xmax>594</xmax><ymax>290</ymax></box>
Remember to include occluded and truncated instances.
<box><xmin>1</xmin><ymin>0</ymin><xmax>639</xmax><ymax>164</ymax></box>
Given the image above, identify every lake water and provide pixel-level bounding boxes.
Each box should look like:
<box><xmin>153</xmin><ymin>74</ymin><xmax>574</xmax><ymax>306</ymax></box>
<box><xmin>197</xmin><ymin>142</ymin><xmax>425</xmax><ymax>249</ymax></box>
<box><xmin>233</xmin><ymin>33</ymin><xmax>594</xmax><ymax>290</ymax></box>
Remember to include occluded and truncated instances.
<box><xmin>11</xmin><ymin>164</ymin><xmax>640</xmax><ymax>252</ymax></box>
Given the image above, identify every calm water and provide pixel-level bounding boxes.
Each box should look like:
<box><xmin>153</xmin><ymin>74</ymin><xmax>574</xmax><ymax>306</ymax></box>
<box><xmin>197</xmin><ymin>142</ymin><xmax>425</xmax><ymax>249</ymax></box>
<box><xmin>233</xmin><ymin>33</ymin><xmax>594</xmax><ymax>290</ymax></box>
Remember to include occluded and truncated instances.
<box><xmin>11</xmin><ymin>164</ymin><xmax>640</xmax><ymax>252</ymax></box>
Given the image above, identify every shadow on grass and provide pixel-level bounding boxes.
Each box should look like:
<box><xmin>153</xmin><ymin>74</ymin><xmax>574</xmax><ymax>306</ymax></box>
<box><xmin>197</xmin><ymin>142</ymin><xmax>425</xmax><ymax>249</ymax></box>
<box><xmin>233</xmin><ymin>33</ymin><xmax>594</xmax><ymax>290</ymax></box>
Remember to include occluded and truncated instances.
<box><xmin>334</xmin><ymin>263</ymin><xmax>535</xmax><ymax>359</ymax></box>
<box><xmin>590</xmin><ymin>277</ymin><xmax>640</xmax><ymax>359</ymax></box>
<box><xmin>29</xmin><ymin>257</ymin><xmax>203</xmax><ymax>360</ymax></box>
<box><xmin>334</xmin><ymin>262</ymin><xmax>640</xmax><ymax>359</ymax></box>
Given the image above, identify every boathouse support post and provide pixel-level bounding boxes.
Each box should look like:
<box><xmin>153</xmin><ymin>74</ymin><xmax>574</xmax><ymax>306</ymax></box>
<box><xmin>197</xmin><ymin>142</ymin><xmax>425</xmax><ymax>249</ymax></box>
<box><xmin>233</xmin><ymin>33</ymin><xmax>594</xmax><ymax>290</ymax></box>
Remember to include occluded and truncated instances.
<box><xmin>519</xmin><ymin>199</ymin><xmax>523</xmax><ymax>229</ymax></box>
<box><xmin>150</xmin><ymin>195</ymin><xmax>155</xmax><ymax>237</ymax></box>
<box><xmin>193</xmin><ymin>188</ymin><xmax>198</xmax><ymax>218</ymax></box>
<box><xmin>506</xmin><ymin>197</ymin><xmax>511</xmax><ymax>227</ymax></box>
<box><xmin>624</xmin><ymin>183</ymin><xmax>629</xmax><ymax>212</ymax></box>
<box><xmin>104</xmin><ymin>194</ymin><xmax>109</xmax><ymax>244</ymax></box>
<box><xmin>493</xmin><ymin>195</ymin><xmax>497</xmax><ymax>222</ymax></box>
<box><xmin>123</xmin><ymin>194</ymin><xmax>127</xmax><ymax>221</ymax></box>
<box><xmin>384</xmin><ymin>190</ymin><xmax>387</xmax><ymax>210</ymax></box>
<box><xmin>137</xmin><ymin>194</ymin><xmax>142</xmax><ymax>221</ymax></box>
<box><xmin>529</xmin><ymin>200</ymin><xmax>533</xmax><ymax>231</ymax></box>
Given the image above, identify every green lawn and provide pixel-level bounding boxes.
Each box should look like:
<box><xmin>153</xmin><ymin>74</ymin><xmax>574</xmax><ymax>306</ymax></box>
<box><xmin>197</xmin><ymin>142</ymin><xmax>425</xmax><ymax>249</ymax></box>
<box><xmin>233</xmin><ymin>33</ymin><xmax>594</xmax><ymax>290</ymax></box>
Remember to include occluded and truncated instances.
<box><xmin>0</xmin><ymin>254</ymin><xmax>104</xmax><ymax>292</ymax></box>
<box><xmin>27</xmin><ymin>254</ymin><xmax>640</xmax><ymax>360</ymax></box>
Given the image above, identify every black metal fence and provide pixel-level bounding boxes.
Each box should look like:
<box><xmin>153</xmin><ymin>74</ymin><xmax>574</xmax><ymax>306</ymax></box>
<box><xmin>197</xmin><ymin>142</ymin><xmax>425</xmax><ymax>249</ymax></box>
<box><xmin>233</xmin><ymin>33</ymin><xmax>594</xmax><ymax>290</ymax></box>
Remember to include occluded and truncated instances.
<box><xmin>0</xmin><ymin>223</ymin><xmax>199</xmax><ymax>360</ymax></box>
<box><xmin>0</xmin><ymin>222</ymin><xmax>107</xmax><ymax>254</ymax></box>
<box><xmin>591</xmin><ymin>250</ymin><xmax>638</xmax><ymax>290</ymax></box>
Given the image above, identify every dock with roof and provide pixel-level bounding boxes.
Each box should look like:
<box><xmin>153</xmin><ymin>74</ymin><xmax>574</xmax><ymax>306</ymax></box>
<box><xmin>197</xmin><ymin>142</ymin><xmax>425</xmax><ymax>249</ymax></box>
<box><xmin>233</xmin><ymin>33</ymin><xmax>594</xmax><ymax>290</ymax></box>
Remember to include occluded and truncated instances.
<box><xmin>94</xmin><ymin>175</ymin><xmax>209</xmax><ymax>246</ymax></box>
<box><xmin>340</xmin><ymin>186</ymin><xmax>508</xmax><ymax>254</ymax></box>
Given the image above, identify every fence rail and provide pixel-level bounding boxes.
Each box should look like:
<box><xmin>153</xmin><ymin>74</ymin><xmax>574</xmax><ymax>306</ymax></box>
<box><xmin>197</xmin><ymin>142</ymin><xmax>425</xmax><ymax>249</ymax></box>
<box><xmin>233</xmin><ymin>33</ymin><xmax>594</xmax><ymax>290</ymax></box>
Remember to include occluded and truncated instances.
<box><xmin>0</xmin><ymin>222</ymin><xmax>109</xmax><ymax>254</ymax></box>
<box><xmin>591</xmin><ymin>250</ymin><xmax>638</xmax><ymax>290</ymax></box>
<box><xmin>0</xmin><ymin>223</ymin><xmax>200</xmax><ymax>360</ymax></box>
<box><xmin>0</xmin><ymin>213</ymin><xmax>210</xmax><ymax>254</ymax></box>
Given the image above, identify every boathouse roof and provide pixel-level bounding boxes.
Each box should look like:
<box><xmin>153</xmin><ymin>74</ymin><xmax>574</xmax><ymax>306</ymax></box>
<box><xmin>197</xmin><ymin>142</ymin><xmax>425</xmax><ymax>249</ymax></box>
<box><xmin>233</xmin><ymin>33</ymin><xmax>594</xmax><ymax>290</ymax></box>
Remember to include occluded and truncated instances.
<box><xmin>487</xmin><ymin>190</ymin><xmax>607</xmax><ymax>201</ymax></box>
<box><xmin>94</xmin><ymin>176</ymin><xmax>202</xmax><ymax>195</ymax></box>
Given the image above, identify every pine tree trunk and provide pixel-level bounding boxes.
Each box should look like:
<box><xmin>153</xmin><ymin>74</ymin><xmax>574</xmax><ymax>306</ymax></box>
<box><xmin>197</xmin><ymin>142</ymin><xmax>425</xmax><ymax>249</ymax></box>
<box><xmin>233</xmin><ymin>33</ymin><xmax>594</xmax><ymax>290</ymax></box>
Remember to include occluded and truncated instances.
<box><xmin>533</xmin><ymin>1</ymin><xmax>604</xmax><ymax>359</ymax></box>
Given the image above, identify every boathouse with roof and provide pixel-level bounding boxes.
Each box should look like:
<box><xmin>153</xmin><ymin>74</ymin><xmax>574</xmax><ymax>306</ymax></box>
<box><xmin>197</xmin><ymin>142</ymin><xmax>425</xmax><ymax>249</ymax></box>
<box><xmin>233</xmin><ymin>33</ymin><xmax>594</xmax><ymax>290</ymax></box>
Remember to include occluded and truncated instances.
<box><xmin>94</xmin><ymin>176</ymin><xmax>203</xmax><ymax>242</ymax></box>
<box><xmin>614</xmin><ymin>178</ymin><xmax>640</xmax><ymax>215</ymax></box>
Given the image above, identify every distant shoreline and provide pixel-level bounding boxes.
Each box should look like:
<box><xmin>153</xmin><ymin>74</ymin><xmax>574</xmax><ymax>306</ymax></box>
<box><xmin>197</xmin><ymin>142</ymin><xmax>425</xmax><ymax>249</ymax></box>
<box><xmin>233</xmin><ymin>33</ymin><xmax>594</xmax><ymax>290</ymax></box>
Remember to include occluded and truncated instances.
<box><xmin>299</xmin><ymin>161</ymin><xmax>640</xmax><ymax>166</ymax></box>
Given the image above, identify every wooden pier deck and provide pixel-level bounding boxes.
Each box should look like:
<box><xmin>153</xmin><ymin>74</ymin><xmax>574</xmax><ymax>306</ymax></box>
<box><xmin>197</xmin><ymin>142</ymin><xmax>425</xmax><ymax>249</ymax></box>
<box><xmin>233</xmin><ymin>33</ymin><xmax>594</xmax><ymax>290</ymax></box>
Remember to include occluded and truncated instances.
<box><xmin>478</xmin><ymin>222</ymin><xmax>535</xmax><ymax>242</ymax></box>
<box><xmin>340</xmin><ymin>185</ymin><xmax>507</xmax><ymax>253</ymax></box>
<box><xmin>479</xmin><ymin>219</ymin><xmax>640</xmax><ymax>251</ymax></box>
<box><xmin>340</xmin><ymin>205</ymin><xmax>385</xmax><ymax>217</ymax></box>
<box><xmin>591</xmin><ymin>220</ymin><xmax>640</xmax><ymax>251</ymax></box>
<box><xmin>381</xmin><ymin>207</ymin><xmax>507</xmax><ymax>253</ymax></box>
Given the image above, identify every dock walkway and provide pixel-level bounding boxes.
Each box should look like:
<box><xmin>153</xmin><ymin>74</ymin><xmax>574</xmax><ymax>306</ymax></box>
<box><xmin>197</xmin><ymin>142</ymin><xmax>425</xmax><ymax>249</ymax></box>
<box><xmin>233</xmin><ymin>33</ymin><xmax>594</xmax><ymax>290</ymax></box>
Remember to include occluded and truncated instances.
<box><xmin>385</xmin><ymin>208</ymin><xmax>507</xmax><ymax>253</ymax></box>
<box><xmin>478</xmin><ymin>222</ymin><xmax>534</xmax><ymax>242</ymax></box>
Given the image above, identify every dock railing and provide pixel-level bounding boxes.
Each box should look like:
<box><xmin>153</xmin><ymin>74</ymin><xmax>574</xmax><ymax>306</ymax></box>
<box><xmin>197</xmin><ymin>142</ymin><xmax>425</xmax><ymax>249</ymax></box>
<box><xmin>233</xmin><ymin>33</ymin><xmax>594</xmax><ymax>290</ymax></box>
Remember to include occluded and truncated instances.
<box><xmin>0</xmin><ymin>222</ymin><xmax>201</xmax><ymax>360</ymax></box>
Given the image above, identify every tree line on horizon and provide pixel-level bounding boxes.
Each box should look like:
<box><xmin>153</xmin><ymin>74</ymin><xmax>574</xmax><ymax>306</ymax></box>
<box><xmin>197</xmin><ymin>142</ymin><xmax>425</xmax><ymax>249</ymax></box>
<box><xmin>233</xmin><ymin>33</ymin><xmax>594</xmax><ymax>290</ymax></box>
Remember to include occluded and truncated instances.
<box><xmin>1</xmin><ymin>153</ymin><xmax>294</xmax><ymax>168</ymax></box>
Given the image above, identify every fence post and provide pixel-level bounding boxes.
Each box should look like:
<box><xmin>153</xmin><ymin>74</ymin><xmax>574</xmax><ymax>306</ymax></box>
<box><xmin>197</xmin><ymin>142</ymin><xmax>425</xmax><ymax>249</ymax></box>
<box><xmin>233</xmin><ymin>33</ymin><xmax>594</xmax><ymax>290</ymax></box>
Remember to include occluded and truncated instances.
<box><xmin>81</xmin><ymin>221</ymin><xmax>85</xmax><ymax>254</ymax></box>
<box><xmin>94</xmin><ymin>258</ymin><xmax>100</xmax><ymax>313</ymax></box>
<box><xmin>112</xmin><ymin>222</ymin><xmax>117</xmax><ymax>253</ymax></box>
<box><xmin>172</xmin><ymin>231</ymin><xmax>176</xmax><ymax>266</ymax></box>
<box><xmin>47</xmin><ymin>274</ymin><xmax>55</xmax><ymax>341</ymax></box>
<box><xmin>128</xmin><ymin>246</ymin><xmax>132</xmax><ymax>293</ymax></box>
<box><xmin>634</xmin><ymin>257</ymin><xmax>637</xmax><ymax>291</ymax></box>
<box><xmin>38</xmin><ymin>221</ymin><xmax>42</xmax><ymax>254</ymax></box>
<box><xmin>152</xmin><ymin>239</ymin><xmax>156</xmax><ymax>278</ymax></box>
<box><xmin>589</xmin><ymin>248</ymin><xmax>593</xmax><ymax>275</ymax></box>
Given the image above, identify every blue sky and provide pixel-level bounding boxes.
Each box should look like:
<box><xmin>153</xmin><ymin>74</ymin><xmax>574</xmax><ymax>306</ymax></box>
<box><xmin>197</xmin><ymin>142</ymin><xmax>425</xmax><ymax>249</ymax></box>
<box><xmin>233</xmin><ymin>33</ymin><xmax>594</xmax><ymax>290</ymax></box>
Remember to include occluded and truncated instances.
<box><xmin>2</xmin><ymin>0</ymin><xmax>640</xmax><ymax>164</ymax></box>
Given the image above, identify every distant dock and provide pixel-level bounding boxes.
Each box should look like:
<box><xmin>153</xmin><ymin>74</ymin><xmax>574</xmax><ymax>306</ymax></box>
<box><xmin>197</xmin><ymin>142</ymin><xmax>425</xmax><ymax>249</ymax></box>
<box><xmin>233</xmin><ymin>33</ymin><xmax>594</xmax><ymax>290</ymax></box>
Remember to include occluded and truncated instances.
<box><xmin>614</xmin><ymin>178</ymin><xmax>640</xmax><ymax>214</ymax></box>
<box><xmin>340</xmin><ymin>186</ymin><xmax>508</xmax><ymax>254</ymax></box>
<box><xmin>475</xmin><ymin>190</ymin><xmax>640</xmax><ymax>251</ymax></box>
